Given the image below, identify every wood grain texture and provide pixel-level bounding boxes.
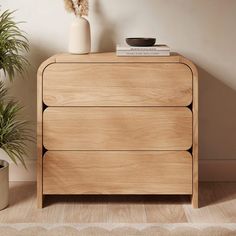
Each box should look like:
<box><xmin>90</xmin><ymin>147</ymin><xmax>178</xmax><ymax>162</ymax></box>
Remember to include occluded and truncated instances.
<box><xmin>37</xmin><ymin>56</ymin><xmax>56</xmax><ymax>208</ymax></box>
<box><xmin>37</xmin><ymin>52</ymin><xmax>198</xmax><ymax>208</ymax></box>
<box><xmin>43</xmin><ymin>151</ymin><xmax>192</xmax><ymax>195</ymax></box>
<box><xmin>180</xmin><ymin>57</ymin><xmax>199</xmax><ymax>208</ymax></box>
<box><xmin>43</xmin><ymin>63</ymin><xmax>192</xmax><ymax>106</ymax></box>
<box><xmin>43</xmin><ymin>107</ymin><xmax>193</xmax><ymax>151</ymax></box>
<box><xmin>54</xmin><ymin>52</ymin><xmax>181</xmax><ymax>63</ymax></box>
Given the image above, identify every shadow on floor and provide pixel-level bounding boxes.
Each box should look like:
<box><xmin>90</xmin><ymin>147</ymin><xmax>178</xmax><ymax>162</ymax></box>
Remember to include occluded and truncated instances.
<box><xmin>9</xmin><ymin>182</ymin><xmax>36</xmax><ymax>207</ymax></box>
<box><xmin>199</xmin><ymin>182</ymin><xmax>236</xmax><ymax>207</ymax></box>
<box><xmin>44</xmin><ymin>195</ymin><xmax>190</xmax><ymax>208</ymax></box>
<box><xmin>43</xmin><ymin>182</ymin><xmax>236</xmax><ymax>208</ymax></box>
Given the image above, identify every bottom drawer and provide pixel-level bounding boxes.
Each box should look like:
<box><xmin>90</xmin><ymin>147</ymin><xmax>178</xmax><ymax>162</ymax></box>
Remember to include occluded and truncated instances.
<box><xmin>43</xmin><ymin>151</ymin><xmax>192</xmax><ymax>194</ymax></box>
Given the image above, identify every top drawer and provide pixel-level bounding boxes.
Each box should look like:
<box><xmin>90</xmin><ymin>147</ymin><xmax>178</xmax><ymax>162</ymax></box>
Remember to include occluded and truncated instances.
<box><xmin>43</xmin><ymin>63</ymin><xmax>192</xmax><ymax>107</ymax></box>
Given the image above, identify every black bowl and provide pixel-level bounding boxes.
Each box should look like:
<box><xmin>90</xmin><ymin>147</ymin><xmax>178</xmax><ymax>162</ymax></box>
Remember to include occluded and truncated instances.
<box><xmin>126</xmin><ymin>38</ymin><xmax>156</xmax><ymax>47</ymax></box>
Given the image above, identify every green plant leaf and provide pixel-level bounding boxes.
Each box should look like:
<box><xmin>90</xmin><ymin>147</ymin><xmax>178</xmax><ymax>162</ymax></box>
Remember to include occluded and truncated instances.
<box><xmin>0</xmin><ymin>10</ymin><xmax>29</xmax><ymax>82</ymax></box>
<box><xmin>0</xmin><ymin>81</ymin><xmax>33</xmax><ymax>167</ymax></box>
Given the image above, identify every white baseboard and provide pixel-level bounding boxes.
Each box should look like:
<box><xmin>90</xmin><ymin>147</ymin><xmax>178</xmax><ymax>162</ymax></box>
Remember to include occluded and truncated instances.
<box><xmin>6</xmin><ymin>159</ymin><xmax>236</xmax><ymax>182</ymax></box>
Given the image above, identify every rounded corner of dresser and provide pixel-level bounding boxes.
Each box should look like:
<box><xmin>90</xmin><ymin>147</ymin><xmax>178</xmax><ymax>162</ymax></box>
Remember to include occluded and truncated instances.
<box><xmin>185</xmin><ymin>97</ymin><xmax>193</xmax><ymax>108</ymax></box>
<box><xmin>42</xmin><ymin>106</ymin><xmax>50</xmax><ymax>116</ymax></box>
<box><xmin>42</xmin><ymin>98</ymin><xmax>50</xmax><ymax>108</ymax></box>
<box><xmin>37</xmin><ymin>57</ymin><xmax>57</xmax><ymax>78</ymax></box>
<box><xmin>42</xmin><ymin>150</ymin><xmax>49</xmax><ymax>159</ymax></box>
<box><xmin>179</xmin><ymin>56</ymin><xmax>198</xmax><ymax>79</ymax></box>
<box><xmin>184</xmin><ymin>106</ymin><xmax>193</xmax><ymax>116</ymax></box>
<box><xmin>185</xmin><ymin>150</ymin><xmax>193</xmax><ymax>159</ymax></box>
<box><xmin>42</xmin><ymin>142</ymin><xmax>50</xmax><ymax>155</ymax></box>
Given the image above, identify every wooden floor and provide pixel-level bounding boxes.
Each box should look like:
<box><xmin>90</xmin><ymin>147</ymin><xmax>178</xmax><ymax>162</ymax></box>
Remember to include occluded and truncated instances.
<box><xmin>0</xmin><ymin>182</ymin><xmax>235</xmax><ymax>223</ymax></box>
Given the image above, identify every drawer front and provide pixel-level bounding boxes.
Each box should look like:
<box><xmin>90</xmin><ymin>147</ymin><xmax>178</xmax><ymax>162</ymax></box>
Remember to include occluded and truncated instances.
<box><xmin>43</xmin><ymin>151</ymin><xmax>192</xmax><ymax>194</ymax></box>
<box><xmin>43</xmin><ymin>63</ymin><xmax>192</xmax><ymax>106</ymax></box>
<box><xmin>43</xmin><ymin>107</ymin><xmax>192</xmax><ymax>151</ymax></box>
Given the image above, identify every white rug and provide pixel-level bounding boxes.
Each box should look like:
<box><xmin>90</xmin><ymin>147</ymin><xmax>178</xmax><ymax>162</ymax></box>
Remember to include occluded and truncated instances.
<box><xmin>0</xmin><ymin>223</ymin><xmax>236</xmax><ymax>236</ymax></box>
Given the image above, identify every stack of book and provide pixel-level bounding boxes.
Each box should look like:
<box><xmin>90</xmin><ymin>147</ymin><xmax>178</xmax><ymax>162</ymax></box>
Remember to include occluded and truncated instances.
<box><xmin>116</xmin><ymin>44</ymin><xmax>170</xmax><ymax>57</ymax></box>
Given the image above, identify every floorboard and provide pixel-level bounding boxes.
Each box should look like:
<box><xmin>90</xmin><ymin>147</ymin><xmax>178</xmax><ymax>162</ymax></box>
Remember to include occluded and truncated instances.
<box><xmin>0</xmin><ymin>182</ymin><xmax>235</xmax><ymax>224</ymax></box>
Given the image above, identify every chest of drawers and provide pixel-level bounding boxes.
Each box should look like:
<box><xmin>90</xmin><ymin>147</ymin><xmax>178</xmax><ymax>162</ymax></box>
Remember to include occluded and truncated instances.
<box><xmin>37</xmin><ymin>53</ymin><xmax>198</xmax><ymax>208</ymax></box>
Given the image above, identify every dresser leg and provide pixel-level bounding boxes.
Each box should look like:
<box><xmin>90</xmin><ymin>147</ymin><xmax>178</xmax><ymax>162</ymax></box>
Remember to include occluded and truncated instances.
<box><xmin>37</xmin><ymin>194</ymin><xmax>44</xmax><ymax>209</ymax></box>
<box><xmin>191</xmin><ymin>192</ymin><xmax>198</xmax><ymax>208</ymax></box>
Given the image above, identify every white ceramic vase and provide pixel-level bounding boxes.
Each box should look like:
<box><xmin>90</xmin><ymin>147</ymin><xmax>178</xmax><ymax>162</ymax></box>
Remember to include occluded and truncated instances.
<box><xmin>68</xmin><ymin>16</ymin><xmax>91</xmax><ymax>54</ymax></box>
<box><xmin>0</xmin><ymin>159</ymin><xmax>9</xmax><ymax>210</ymax></box>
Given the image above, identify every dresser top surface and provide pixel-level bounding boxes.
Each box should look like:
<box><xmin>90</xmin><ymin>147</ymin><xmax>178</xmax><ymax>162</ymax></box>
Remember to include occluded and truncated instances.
<box><xmin>38</xmin><ymin>52</ymin><xmax>197</xmax><ymax>78</ymax></box>
<box><xmin>50</xmin><ymin>52</ymin><xmax>182</xmax><ymax>63</ymax></box>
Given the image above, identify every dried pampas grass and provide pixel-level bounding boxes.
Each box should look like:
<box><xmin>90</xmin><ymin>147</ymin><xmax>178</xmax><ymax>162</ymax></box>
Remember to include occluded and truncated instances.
<box><xmin>64</xmin><ymin>0</ymin><xmax>89</xmax><ymax>16</ymax></box>
<box><xmin>64</xmin><ymin>0</ymin><xmax>74</xmax><ymax>13</ymax></box>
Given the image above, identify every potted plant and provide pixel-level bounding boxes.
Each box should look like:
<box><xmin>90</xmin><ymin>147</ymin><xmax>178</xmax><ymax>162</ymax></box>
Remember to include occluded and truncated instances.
<box><xmin>0</xmin><ymin>10</ymin><xmax>30</xmax><ymax>210</ymax></box>
<box><xmin>64</xmin><ymin>0</ymin><xmax>91</xmax><ymax>54</ymax></box>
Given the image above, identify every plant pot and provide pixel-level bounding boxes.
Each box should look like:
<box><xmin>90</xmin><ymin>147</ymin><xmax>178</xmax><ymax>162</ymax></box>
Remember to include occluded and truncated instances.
<box><xmin>0</xmin><ymin>160</ymin><xmax>9</xmax><ymax>210</ymax></box>
<box><xmin>68</xmin><ymin>16</ymin><xmax>91</xmax><ymax>54</ymax></box>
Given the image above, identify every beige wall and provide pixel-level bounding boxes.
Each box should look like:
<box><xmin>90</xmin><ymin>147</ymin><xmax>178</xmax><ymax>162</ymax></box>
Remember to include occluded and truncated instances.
<box><xmin>1</xmin><ymin>0</ymin><xmax>236</xmax><ymax>181</ymax></box>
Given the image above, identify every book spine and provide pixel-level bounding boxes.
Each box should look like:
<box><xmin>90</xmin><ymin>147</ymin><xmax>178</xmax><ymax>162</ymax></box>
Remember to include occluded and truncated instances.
<box><xmin>116</xmin><ymin>51</ymin><xmax>170</xmax><ymax>56</ymax></box>
<box><xmin>116</xmin><ymin>47</ymin><xmax>170</xmax><ymax>51</ymax></box>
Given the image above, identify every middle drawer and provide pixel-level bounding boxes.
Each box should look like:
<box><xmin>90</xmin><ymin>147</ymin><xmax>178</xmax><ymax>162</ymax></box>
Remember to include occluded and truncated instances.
<box><xmin>43</xmin><ymin>107</ymin><xmax>192</xmax><ymax>151</ymax></box>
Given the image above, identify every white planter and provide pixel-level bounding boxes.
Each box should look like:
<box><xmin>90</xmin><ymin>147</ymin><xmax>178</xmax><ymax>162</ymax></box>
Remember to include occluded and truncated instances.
<box><xmin>0</xmin><ymin>160</ymin><xmax>9</xmax><ymax>210</ymax></box>
<box><xmin>68</xmin><ymin>16</ymin><xmax>91</xmax><ymax>54</ymax></box>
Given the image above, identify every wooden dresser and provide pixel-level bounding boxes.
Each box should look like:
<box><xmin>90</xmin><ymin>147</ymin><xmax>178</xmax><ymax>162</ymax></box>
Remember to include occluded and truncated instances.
<box><xmin>37</xmin><ymin>53</ymin><xmax>198</xmax><ymax>208</ymax></box>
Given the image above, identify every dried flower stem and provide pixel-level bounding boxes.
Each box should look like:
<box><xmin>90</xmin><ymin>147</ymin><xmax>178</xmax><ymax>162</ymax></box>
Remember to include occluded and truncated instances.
<box><xmin>72</xmin><ymin>0</ymin><xmax>80</xmax><ymax>15</ymax></box>
<box><xmin>64</xmin><ymin>0</ymin><xmax>89</xmax><ymax>16</ymax></box>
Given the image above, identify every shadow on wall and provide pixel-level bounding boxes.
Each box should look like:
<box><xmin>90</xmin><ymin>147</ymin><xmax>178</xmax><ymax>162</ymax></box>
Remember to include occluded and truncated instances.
<box><xmin>93</xmin><ymin>0</ymin><xmax>117</xmax><ymax>52</ymax></box>
<box><xmin>198</xmin><ymin>66</ymin><xmax>236</xmax><ymax>160</ymax></box>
